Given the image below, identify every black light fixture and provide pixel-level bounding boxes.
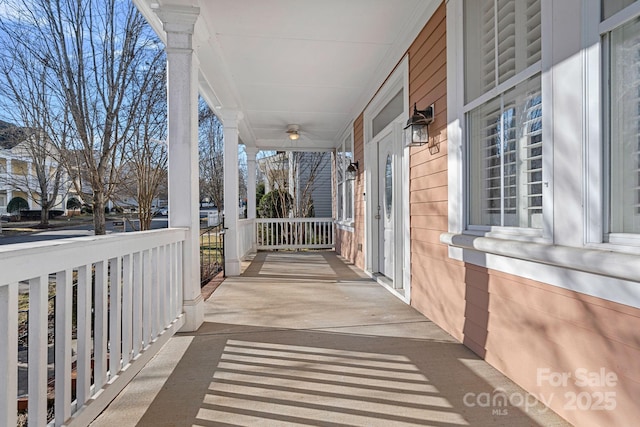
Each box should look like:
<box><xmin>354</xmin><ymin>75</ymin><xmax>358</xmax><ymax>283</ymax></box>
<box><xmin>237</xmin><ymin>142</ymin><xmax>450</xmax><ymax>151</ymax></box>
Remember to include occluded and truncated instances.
<box><xmin>404</xmin><ymin>103</ymin><xmax>434</xmax><ymax>147</ymax></box>
<box><xmin>346</xmin><ymin>160</ymin><xmax>359</xmax><ymax>181</ymax></box>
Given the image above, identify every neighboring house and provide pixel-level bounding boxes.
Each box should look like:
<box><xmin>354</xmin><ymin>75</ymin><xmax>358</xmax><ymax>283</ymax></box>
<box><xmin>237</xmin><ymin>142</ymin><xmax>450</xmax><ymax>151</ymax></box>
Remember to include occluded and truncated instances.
<box><xmin>257</xmin><ymin>151</ymin><xmax>332</xmax><ymax>217</ymax></box>
<box><xmin>0</xmin><ymin>120</ymin><xmax>69</xmax><ymax>215</ymax></box>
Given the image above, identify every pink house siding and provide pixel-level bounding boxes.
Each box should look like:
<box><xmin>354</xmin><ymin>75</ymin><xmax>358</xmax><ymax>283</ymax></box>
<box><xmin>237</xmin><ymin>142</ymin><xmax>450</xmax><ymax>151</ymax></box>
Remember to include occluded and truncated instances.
<box><xmin>406</xmin><ymin>4</ymin><xmax>640</xmax><ymax>426</ymax></box>
<box><xmin>335</xmin><ymin>114</ymin><xmax>365</xmax><ymax>270</ymax></box>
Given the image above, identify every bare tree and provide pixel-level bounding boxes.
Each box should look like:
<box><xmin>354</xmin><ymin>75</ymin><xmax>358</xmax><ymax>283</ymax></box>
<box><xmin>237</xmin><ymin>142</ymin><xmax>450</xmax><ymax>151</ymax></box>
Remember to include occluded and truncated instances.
<box><xmin>115</xmin><ymin>66</ymin><xmax>167</xmax><ymax>231</ymax></box>
<box><xmin>238</xmin><ymin>144</ymin><xmax>247</xmax><ymax>218</ymax></box>
<box><xmin>0</xmin><ymin>42</ymin><xmax>71</xmax><ymax>227</ymax></box>
<box><xmin>288</xmin><ymin>152</ymin><xmax>328</xmax><ymax>218</ymax></box>
<box><xmin>199</xmin><ymin>100</ymin><xmax>224</xmax><ymax>211</ymax></box>
<box><xmin>0</xmin><ymin>0</ymin><xmax>166</xmax><ymax>235</ymax></box>
<box><xmin>258</xmin><ymin>151</ymin><xmax>327</xmax><ymax>218</ymax></box>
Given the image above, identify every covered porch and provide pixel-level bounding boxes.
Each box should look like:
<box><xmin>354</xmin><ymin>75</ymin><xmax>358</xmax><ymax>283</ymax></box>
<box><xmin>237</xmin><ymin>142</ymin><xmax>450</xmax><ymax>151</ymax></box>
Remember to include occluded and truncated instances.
<box><xmin>92</xmin><ymin>251</ymin><xmax>568</xmax><ymax>427</ymax></box>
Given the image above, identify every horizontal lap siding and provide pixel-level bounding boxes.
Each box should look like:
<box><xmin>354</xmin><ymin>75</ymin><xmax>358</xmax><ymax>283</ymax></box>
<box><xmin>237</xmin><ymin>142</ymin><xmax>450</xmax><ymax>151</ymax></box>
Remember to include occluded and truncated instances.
<box><xmin>336</xmin><ymin>114</ymin><xmax>365</xmax><ymax>269</ymax></box>
<box><xmin>408</xmin><ymin>0</ymin><xmax>465</xmax><ymax>344</ymax></box>
<box><xmin>407</xmin><ymin>2</ymin><xmax>640</xmax><ymax>426</ymax></box>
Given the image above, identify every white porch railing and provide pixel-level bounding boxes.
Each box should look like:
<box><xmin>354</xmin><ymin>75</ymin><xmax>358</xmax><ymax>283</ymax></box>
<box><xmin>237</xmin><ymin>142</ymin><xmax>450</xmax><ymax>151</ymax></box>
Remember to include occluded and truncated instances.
<box><xmin>0</xmin><ymin>228</ymin><xmax>187</xmax><ymax>426</ymax></box>
<box><xmin>238</xmin><ymin>218</ymin><xmax>255</xmax><ymax>258</ymax></box>
<box><xmin>256</xmin><ymin>218</ymin><xmax>334</xmax><ymax>250</ymax></box>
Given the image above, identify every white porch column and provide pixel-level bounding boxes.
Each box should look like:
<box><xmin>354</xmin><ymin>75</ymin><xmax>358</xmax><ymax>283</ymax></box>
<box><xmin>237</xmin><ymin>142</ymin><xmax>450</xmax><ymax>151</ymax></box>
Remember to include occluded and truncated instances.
<box><xmin>222</xmin><ymin>110</ymin><xmax>242</xmax><ymax>276</ymax></box>
<box><xmin>155</xmin><ymin>5</ymin><xmax>203</xmax><ymax>332</ymax></box>
<box><xmin>246</xmin><ymin>147</ymin><xmax>258</xmax><ymax>220</ymax></box>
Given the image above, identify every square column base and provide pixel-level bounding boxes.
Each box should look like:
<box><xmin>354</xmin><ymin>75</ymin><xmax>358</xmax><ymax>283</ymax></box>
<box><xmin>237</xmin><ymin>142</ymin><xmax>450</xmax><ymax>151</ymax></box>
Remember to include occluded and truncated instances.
<box><xmin>180</xmin><ymin>295</ymin><xmax>204</xmax><ymax>332</ymax></box>
<box><xmin>225</xmin><ymin>259</ymin><xmax>241</xmax><ymax>276</ymax></box>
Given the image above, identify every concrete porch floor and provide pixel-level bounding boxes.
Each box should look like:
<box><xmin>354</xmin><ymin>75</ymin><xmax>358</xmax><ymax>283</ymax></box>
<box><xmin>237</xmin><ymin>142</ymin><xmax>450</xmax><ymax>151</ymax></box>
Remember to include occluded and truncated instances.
<box><xmin>92</xmin><ymin>251</ymin><xmax>570</xmax><ymax>427</ymax></box>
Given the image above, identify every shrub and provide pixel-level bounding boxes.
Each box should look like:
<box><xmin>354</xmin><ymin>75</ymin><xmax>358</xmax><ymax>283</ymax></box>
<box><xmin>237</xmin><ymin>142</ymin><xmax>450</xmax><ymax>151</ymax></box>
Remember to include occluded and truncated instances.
<box><xmin>7</xmin><ymin>196</ymin><xmax>28</xmax><ymax>214</ymax></box>
<box><xmin>258</xmin><ymin>189</ymin><xmax>292</xmax><ymax>218</ymax></box>
<box><xmin>66</xmin><ymin>197</ymin><xmax>82</xmax><ymax>210</ymax></box>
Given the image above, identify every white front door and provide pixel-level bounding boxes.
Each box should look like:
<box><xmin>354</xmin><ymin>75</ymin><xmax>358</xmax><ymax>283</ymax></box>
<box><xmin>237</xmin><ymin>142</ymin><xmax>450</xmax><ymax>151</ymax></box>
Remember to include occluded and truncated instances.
<box><xmin>378</xmin><ymin>133</ymin><xmax>394</xmax><ymax>278</ymax></box>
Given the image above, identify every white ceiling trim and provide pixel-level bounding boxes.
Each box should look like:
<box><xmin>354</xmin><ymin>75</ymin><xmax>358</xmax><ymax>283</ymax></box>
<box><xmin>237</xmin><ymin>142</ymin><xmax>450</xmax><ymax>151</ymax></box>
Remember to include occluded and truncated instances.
<box><xmin>134</xmin><ymin>0</ymin><xmax>441</xmax><ymax>150</ymax></box>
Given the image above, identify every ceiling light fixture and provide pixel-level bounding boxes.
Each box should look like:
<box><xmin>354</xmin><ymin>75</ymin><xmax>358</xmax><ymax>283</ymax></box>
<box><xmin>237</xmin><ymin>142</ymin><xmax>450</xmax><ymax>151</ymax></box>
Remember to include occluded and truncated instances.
<box><xmin>286</xmin><ymin>124</ymin><xmax>300</xmax><ymax>141</ymax></box>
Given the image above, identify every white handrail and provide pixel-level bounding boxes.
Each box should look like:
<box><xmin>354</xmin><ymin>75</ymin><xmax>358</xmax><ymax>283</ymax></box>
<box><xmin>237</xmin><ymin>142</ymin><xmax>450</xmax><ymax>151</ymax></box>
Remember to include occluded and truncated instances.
<box><xmin>0</xmin><ymin>228</ymin><xmax>187</xmax><ymax>426</ymax></box>
<box><xmin>255</xmin><ymin>217</ymin><xmax>334</xmax><ymax>250</ymax></box>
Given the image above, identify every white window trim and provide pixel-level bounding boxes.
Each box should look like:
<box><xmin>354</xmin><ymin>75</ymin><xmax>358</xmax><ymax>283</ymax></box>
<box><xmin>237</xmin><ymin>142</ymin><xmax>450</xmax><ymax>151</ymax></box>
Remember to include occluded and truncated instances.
<box><xmin>586</xmin><ymin>0</ymin><xmax>640</xmax><ymax>249</ymax></box>
<box><xmin>584</xmin><ymin>0</ymin><xmax>604</xmax><ymax>246</ymax></box>
<box><xmin>444</xmin><ymin>0</ymin><xmax>640</xmax><ymax>309</ymax></box>
<box><xmin>335</xmin><ymin>127</ymin><xmax>355</xmax><ymax>228</ymax></box>
<box><xmin>448</xmin><ymin>0</ymin><xmax>553</xmax><ymax>244</ymax></box>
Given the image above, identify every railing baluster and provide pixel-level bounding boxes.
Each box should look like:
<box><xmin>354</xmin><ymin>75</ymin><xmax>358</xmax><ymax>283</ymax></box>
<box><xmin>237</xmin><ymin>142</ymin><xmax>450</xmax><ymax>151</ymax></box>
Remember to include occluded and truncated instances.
<box><xmin>28</xmin><ymin>275</ymin><xmax>48</xmax><ymax>426</ymax></box>
<box><xmin>160</xmin><ymin>245</ymin><xmax>167</xmax><ymax>332</ymax></box>
<box><xmin>109</xmin><ymin>257</ymin><xmax>122</xmax><ymax>378</ymax></box>
<box><xmin>324</xmin><ymin>221</ymin><xmax>327</xmax><ymax>244</ymax></box>
<box><xmin>76</xmin><ymin>265</ymin><xmax>92</xmax><ymax>408</ymax></box>
<box><xmin>55</xmin><ymin>269</ymin><xmax>73</xmax><ymax>426</ymax></box>
<box><xmin>169</xmin><ymin>243</ymin><xmax>177</xmax><ymax>318</ymax></box>
<box><xmin>159</xmin><ymin>245</ymin><xmax>165</xmax><ymax>329</ymax></box>
<box><xmin>122</xmin><ymin>254</ymin><xmax>133</xmax><ymax>367</ymax></box>
<box><xmin>151</xmin><ymin>247</ymin><xmax>159</xmax><ymax>339</ymax></box>
<box><xmin>142</xmin><ymin>249</ymin><xmax>152</xmax><ymax>348</ymax></box>
<box><xmin>177</xmin><ymin>241</ymin><xmax>183</xmax><ymax>317</ymax></box>
<box><xmin>161</xmin><ymin>245</ymin><xmax>172</xmax><ymax>329</ymax></box>
<box><xmin>323</xmin><ymin>221</ymin><xmax>327</xmax><ymax>245</ymax></box>
<box><xmin>322</xmin><ymin>221</ymin><xmax>325</xmax><ymax>244</ymax></box>
<box><xmin>0</xmin><ymin>282</ymin><xmax>18</xmax><ymax>427</ymax></box>
<box><xmin>94</xmin><ymin>261</ymin><xmax>108</xmax><ymax>391</ymax></box>
<box><xmin>132</xmin><ymin>252</ymin><xmax>143</xmax><ymax>357</ymax></box>
<box><xmin>331</xmin><ymin>221</ymin><xmax>335</xmax><ymax>245</ymax></box>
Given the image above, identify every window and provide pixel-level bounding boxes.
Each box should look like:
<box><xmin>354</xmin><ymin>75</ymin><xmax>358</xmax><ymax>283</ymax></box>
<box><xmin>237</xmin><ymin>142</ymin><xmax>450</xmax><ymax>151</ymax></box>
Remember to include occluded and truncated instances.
<box><xmin>373</xmin><ymin>90</ymin><xmax>403</xmax><ymax>138</ymax></box>
<box><xmin>336</xmin><ymin>132</ymin><xmax>354</xmax><ymax>223</ymax></box>
<box><xmin>384</xmin><ymin>155</ymin><xmax>392</xmax><ymax>219</ymax></box>
<box><xmin>603</xmin><ymin>0</ymin><xmax>638</xmax><ymax>20</ymax></box>
<box><xmin>604</xmin><ymin>4</ymin><xmax>640</xmax><ymax>235</ymax></box>
<box><xmin>464</xmin><ymin>0</ymin><xmax>543</xmax><ymax>230</ymax></box>
<box><xmin>469</xmin><ymin>75</ymin><xmax>542</xmax><ymax>227</ymax></box>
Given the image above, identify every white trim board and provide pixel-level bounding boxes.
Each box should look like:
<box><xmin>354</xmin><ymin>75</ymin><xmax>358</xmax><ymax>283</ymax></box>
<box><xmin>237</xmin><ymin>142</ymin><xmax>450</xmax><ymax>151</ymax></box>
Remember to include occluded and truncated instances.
<box><xmin>442</xmin><ymin>232</ymin><xmax>640</xmax><ymax>310</ymax></box>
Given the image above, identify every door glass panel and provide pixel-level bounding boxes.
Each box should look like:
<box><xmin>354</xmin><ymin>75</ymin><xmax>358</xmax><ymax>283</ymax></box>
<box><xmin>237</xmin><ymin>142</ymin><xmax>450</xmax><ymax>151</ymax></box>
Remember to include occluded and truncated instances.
<box><xmin>385</xmin><ymin>155</ymin><xmax>392</xmax><ymax>219</ymax></box>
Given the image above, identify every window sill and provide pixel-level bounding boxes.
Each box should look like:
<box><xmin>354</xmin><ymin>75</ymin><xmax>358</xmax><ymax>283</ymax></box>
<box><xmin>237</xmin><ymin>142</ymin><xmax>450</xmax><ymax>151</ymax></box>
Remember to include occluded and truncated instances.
<box><xmin>466</xmin><ymin>226</ymin><xmax>547</xmax><ymax>243</ymax></box>
<box><xmin>606</xmin><ymin>233</ymin><xmax>640</xmax><ymax>248</ymax></box>
<box><xmin>441</xmin><ymin>232</ymin><xmax>640</xmax><ymax>283</ymax></box>
<box><xmin>336</xmin><ymin>220</ymin><xmax>355</xmax><ymax>232</ymax></box>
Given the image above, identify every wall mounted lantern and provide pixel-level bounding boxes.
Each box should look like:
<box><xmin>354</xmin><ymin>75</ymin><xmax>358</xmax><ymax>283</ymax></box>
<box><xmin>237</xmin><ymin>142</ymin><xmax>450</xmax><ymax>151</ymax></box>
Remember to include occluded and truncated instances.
<box><xmin>346</xmin><ymin>160</ymin><xmax>359</xmax><ymax>181</ymax></box>
<box><xmin>404</xmin><ymin>103</ymin><xmax>434</xmax><ymax>147</ymax></box>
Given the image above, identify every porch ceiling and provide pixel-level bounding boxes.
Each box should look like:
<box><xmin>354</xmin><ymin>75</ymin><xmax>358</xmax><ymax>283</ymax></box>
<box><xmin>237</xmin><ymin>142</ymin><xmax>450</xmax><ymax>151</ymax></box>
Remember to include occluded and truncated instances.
<box><xmin>135</xmin><ymin>0</ymin><xmax>439</xmax><ymax>151</ymax></box>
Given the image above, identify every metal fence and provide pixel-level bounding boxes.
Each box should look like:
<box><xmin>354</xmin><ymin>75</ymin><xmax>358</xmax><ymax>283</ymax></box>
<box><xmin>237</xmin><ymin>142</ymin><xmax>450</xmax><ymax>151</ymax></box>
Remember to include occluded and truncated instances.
<box><xmin>200</xmin><ymin>219</ymin><xmax>225</xmax><ymax>285</ymax></box>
